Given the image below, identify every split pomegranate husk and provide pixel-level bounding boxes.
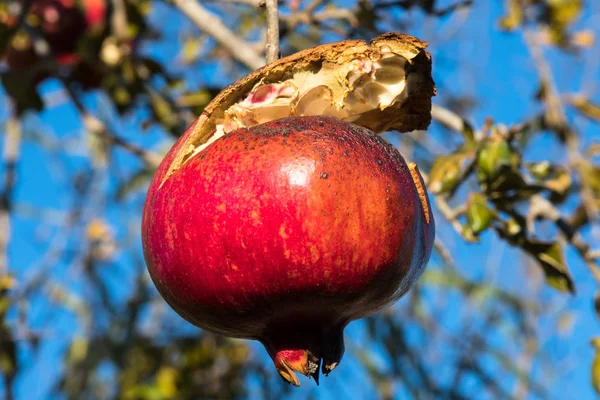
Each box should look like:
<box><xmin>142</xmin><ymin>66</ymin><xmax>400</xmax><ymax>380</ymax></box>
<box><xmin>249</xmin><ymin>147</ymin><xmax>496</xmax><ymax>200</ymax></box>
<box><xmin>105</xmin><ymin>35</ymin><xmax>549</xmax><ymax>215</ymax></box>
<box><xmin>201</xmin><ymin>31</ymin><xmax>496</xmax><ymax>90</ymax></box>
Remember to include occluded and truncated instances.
<box><xmin>142</xmin><ymin>33</ymin><xmax>436</xmax><ymax>386</ymax></box>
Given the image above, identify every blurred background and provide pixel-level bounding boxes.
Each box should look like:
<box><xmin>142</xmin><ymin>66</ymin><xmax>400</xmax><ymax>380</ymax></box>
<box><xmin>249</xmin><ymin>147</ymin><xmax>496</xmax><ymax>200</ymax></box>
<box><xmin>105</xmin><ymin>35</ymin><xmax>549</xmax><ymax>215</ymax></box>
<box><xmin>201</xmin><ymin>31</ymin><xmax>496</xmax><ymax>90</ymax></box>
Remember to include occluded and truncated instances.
<box><xmin>1</xmin><ymin>0</ymin><xmax>600</xmax><ymax>398</ymax></box>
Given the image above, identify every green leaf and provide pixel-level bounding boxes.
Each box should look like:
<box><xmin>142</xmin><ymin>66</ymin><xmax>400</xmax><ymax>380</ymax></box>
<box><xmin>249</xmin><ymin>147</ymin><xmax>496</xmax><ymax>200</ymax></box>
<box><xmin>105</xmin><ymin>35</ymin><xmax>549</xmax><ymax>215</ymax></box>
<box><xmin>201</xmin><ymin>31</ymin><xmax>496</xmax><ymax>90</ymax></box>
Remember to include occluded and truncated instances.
<box><xmin>523</xmin><ymin>240</ymin><xmax>575</xmax><ymax>293</ymax></box>
<box><xmin>485</xmin><ymin>164</ymin><xmax>529</xmax><ymax>195</ymax></box>
<box><xmin>477</xmin><ymin>137</ymin><xmax>512</xmax><ymax>182</ymax></box>
<box><xmin>428</xmin><ymin>149</ymin><xmax>475</xmax><ymax>194</ymax></box>
<box><xmin>465</xmin><ymin>193</ymin><xmax>493</xmax><ymax>235</ymax></box>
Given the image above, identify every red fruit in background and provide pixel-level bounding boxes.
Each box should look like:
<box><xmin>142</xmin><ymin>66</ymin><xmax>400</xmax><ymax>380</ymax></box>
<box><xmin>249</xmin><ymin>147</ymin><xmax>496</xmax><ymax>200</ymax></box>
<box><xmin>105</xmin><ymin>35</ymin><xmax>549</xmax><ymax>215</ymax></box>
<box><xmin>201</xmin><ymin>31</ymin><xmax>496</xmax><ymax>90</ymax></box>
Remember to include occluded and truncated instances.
<box><xmin>27</xmin><ymin>0</ymin><xmax>87</xmax><ymax>54</ymax></box>
<box><xmin>1</xmin><ymin>0</ymin><xmax>107</xmax><ymax>71</ymax></box>
<box><xmin>82</xmin><ymin>0</ymin><xmax>106</xmax><ymax>28</ymax></box>
<box><xmin>142</xmin><ymin>116</ymin><xmax>434</xmax><ymax>385</ymax></box>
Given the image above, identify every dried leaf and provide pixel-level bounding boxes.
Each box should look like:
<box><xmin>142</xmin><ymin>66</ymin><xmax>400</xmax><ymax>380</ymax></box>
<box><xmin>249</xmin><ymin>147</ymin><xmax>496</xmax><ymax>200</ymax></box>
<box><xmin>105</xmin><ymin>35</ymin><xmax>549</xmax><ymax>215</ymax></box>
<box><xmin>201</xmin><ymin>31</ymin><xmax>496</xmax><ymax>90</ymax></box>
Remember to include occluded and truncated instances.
<box><xmin>592</xmin><ymin>338</ymin><xmax>600</xmax><ymax>395</ymax></box>
<box><xmin>571</xmin><ymin>30</ymin><xmax>595</xmax><ymax>48</ymax></box>
<box><xmin>526</xmin><ymin>162</ymin><xmax>571</xmax><ymax>201</ymax></box>
<box><xmin>499</xmin><ymin>0</ymin><xmax>523</xmax><ymax>31</ymax></box>
<box><xmin>180</xmin><ymin>37</ymin><xmax>206</xmax><ymax>65</ymax></box>
<box><xmin>570</xmin><ymin>97</ymin><xmax>600</xmax><ymax>122</ymax></box>
<box><xmin>579</xmin><ymin>162</ymin><xmax>600</xmax><ymax>197</ymax></box>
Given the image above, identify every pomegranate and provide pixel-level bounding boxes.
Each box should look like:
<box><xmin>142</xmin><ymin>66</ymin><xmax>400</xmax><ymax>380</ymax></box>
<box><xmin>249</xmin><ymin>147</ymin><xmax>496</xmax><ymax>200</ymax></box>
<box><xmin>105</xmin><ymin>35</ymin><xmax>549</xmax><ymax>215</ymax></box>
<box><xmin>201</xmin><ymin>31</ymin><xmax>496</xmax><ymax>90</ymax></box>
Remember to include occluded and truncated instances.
<box><xmin>142</xmin><ymin>33</ymin><xmax>436</xmax><ymax>386</ymax></box>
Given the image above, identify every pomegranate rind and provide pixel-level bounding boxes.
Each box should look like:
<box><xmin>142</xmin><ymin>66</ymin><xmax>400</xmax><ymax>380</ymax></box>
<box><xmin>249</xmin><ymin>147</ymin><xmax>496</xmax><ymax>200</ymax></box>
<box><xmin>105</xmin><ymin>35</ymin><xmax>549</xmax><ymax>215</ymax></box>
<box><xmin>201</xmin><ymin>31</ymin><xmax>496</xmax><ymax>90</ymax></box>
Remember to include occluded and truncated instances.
<box><xmin>161</xmin><ymin>33</ymin><xmax>435</xmax><ymax>185</ymax></box>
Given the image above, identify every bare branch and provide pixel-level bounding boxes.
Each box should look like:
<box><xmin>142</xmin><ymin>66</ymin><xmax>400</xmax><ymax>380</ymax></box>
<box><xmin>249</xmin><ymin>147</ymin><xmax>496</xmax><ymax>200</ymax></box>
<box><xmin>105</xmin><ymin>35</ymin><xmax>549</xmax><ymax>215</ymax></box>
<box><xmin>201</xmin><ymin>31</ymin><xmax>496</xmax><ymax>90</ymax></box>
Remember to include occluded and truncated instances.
<box><xmin>431</xmin><ymin>104</ymin><xmax>469</xmax><ymax>134</ymax></box>
<box><xmin>59</xmin><ymin>81</ymin><xmax>162</xmax><ymax>167</ymax></box>
<box><xmin>314</xmin><ymin>8</ymin><xmax>358</xmax><ymax>25</ymax></box>
<box><xmin>171</xmin><ymin>0</ymin><xmax>264</xmax><ymax>70</ymax></box>
<box><xmin>264</xmin><ymin>0</ymin><xmax>280</xmax><ymax>64</ymax></box>
<box><xmin>529</xmin><ymin>195</ymin><xmax>600</xmax><ymax>284</ymax></box>
<box><xmin>0</xmin><ymin>116</ymin><xmax>21</xmax><ymax>275</ymax></box>
<box><xmin>111</xmin><ymin>0</ymin><xmax>129</xmax><ymax>41</ymax></box>
<box><xmin>81</xmin><ymin>114</ymin><xmax>163</xmax><ymax>168</ymax></box>
<box><xmin>434</xmin><ymin>238</ymin><xmax>456</xmax><ymax>267</ymax></box>
<box><xmin>436</xmin><ymin>197</ymin><xmax>469</xmax><ymax>240</ymax></box>
<box><xmin>205</xmin><ymin>0</ymin><xmax>265</xmax><ymax>6</ymax></box>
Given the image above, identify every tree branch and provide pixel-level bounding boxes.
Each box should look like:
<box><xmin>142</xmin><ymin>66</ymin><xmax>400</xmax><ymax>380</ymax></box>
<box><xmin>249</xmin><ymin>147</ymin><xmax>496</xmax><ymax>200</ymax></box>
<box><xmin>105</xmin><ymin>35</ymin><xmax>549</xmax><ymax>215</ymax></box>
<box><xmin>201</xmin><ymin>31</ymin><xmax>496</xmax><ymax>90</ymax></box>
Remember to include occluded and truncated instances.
<box><xmin>529</xmin><ymin>195</ymin><xmax>600</xmax><ymax>284</ymax></box>
<box><xmin>62</xmin><ymin>82</ymin><xmax>162</xmax><ymax>168</ymax></box>
<box><xmin>264</xmin><ymin>0</ymin><xmax>280</xmax><ymax>64</ymax></box>
<box><xmin>171</xmin><ymin>0</ymin><xmax>264</xmax><ymax>70</ymax></box>
<box><xmin>431</xmin><ymin>104</ymin><xmax>470</xmax><ymax>134</ymax></box>
<box><xmin>205</xmin><ymin>0</ymin><xmax>264</xmax><ymax>6</ymax></box>
<box><xmin>0</xmin><ymin>116</ymin><xmax>21</xmax><ymax>275</ymax></box>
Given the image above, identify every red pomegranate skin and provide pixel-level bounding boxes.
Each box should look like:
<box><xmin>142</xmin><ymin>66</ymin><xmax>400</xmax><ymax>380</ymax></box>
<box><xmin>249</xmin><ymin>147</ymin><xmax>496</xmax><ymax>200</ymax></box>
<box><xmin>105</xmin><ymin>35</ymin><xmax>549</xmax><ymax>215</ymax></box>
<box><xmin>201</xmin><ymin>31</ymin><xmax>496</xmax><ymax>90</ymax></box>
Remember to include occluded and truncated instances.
<box><xmin>142</xmin><ymin>116</ymin><xmax>434</xmax><ymax>385</ymax></box>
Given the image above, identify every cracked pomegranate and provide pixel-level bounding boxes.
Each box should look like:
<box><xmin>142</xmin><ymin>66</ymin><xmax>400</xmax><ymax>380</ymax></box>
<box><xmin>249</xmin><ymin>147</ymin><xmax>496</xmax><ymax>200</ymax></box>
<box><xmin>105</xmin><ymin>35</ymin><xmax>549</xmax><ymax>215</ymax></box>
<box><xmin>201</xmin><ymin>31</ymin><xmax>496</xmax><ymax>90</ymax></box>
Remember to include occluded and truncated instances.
<box><xmin>143</xmin><ymin>33</ymin><xmax>435</xmax><ymax>386</ymax></box>
<box><xmin>142</xmin><ymin>116</ymin><xmax>434</xmax><ymax>386</ymax></box>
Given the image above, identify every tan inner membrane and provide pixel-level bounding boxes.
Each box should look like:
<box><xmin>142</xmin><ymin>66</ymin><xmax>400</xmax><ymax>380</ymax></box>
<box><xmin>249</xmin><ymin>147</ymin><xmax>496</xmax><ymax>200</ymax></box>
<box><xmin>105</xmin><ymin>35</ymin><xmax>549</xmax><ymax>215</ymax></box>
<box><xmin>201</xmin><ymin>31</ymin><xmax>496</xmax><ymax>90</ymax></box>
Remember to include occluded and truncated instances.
<box><xmin>188</xmin><ymin>52</ymin><xmax>410</xmax><ymax>161</ymax></box>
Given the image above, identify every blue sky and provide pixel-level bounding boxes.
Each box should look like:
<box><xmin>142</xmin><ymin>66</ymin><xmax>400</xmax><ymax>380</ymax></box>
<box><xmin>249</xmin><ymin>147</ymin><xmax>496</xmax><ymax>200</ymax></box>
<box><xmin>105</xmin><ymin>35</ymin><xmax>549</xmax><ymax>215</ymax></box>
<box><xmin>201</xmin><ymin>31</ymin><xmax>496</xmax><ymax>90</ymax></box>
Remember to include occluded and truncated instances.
<box><xmin>2</xmin><ymin>0</ymin><xmax>600</xmax><ymax>398</ymax></box>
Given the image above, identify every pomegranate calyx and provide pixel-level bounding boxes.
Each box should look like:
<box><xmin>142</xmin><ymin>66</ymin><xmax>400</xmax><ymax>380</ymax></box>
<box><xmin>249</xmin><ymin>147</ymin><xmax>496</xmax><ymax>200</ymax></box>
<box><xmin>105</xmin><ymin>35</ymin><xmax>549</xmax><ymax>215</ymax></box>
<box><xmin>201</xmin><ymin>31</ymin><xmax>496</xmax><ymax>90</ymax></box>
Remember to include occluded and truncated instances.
<box><xmin>273</xmin><ymin>349</ymin><xmax>321</xmax><ymax>386</ymax></box>
<box><xmin>262</xmin><ymin>319</ymin><xmax>345</xmax><ymax>386</ymax></box>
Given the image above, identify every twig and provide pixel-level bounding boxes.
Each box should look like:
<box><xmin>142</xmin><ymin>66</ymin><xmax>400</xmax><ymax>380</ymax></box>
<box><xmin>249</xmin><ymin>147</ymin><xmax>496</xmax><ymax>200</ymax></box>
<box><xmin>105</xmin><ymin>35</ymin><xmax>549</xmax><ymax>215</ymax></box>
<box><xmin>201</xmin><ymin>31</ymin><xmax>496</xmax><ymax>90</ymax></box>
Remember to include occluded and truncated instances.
<box><xmin>314</xmin><ymin>8</ymin><xmax>358</xmax><ymax>26</ymax></box>
<box><xmin>205</xmin><ymin>0</ymin><xmax>264</xmax><ymax>6</ymax></box>
<box><xmin>0</xmin><ymin>116</ymin><xmax>21</xmax><ymax>275</ymax></box>
<box><xmin>524</xmin><ymin>31</ymin><xmax>600</xmax><ymax>285</ymax></box>
<box><xmin>434</xmin><ymin>238</ymin><xmax>455</xmax><ymax>267</ymax></box>
<box><xmin>431</xmin><ymin>104</ymin><xmax>476</xmax><ymax>138</ymax></box>
<box><xmin>374</xmin><ymin>0</ymin><xmax>472</xmax><ymax>16</ymax></box>
<box><xmin>524</xmin><ymin>31</ymin><xmax>568</xmax><ymax>130</ymax></box>
<box><xmin>111</xmin><ymin>0</ymin><xmax>129</xmax><ymax>41</ymax></box>
<box><xmin>81</xmin><ymin>114</ymin><xmax>162</xmax><ymax>168</ymax></box>
<box><xmin>61</xmin><ymin>83</ymin><xmax>162</xmax><ymax>168</ymax></box>
<box><xmin>171</xmin><ymin>0</ymin><xmax>264</xmax><ymax>70</ymax></box>
<box><xmin>529</xmin><ymin>195</ymin><xmax>600</xmax><ymax>284</ymax></box>
<box><xmin>264</xmin><ymin>0</ymin><xmax>280</xmax><ymax>64</ymax></box>
<box><xmin>435</xmin><ymin>197</ymin><xmax>468</xmax><ymax>240</ymax></box>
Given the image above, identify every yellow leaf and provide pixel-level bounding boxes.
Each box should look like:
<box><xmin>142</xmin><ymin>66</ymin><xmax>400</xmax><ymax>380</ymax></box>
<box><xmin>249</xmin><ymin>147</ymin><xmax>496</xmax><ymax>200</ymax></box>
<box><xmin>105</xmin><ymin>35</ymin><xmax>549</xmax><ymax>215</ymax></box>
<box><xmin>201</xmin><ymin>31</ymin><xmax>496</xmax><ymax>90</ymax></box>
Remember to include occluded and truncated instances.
<box><xmin>499</xmin><ymin>0</ymin><xmax>523</xmax><ymax>31</ymax></box>
<box><xmin>86</xmin><ymin>219</ymin><xmax>111</xmax><ymax>242</ymax></box>
<box><xmin>570</xmin><ymin>96</ymin><xmax>600</xmax><ymax>122</ymax></box>
<box><xmin>68</xmin><ymin>337</ymin><xmax>89</xmax><ymax>364</ymax></box>
<box><xmin>592</xmin><ymin>339</ymin><xmax>600</xmax><ymax>395</ymax></box>
<box><xmin>572</xmin><ymin>30</ymin><xmax>595</xmax><ymax>48</ymax></box>
<box><xmin>0</xmin><ymin>274</ymin><xmax>16</xmax><ymax>291</ymax></box>
<box><xmin>548</xmin><ymin>0</ymin><xmax>582</xmax><ymax>25</ymax></box>
<box><xmin>156</xmin><ymin>367</ymin><xmax>178</xmax><ymax>398</ymax></box>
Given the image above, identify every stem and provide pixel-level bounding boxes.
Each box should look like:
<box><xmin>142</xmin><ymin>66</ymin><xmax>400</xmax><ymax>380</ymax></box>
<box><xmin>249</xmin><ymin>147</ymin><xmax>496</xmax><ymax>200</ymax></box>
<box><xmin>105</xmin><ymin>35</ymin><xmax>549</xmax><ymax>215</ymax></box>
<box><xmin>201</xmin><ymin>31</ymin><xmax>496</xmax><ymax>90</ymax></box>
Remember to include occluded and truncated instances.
<box><xmin>264</xmin><ymin>0</ymin><xmax>280</xmax><ymax>64</ymax></box>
